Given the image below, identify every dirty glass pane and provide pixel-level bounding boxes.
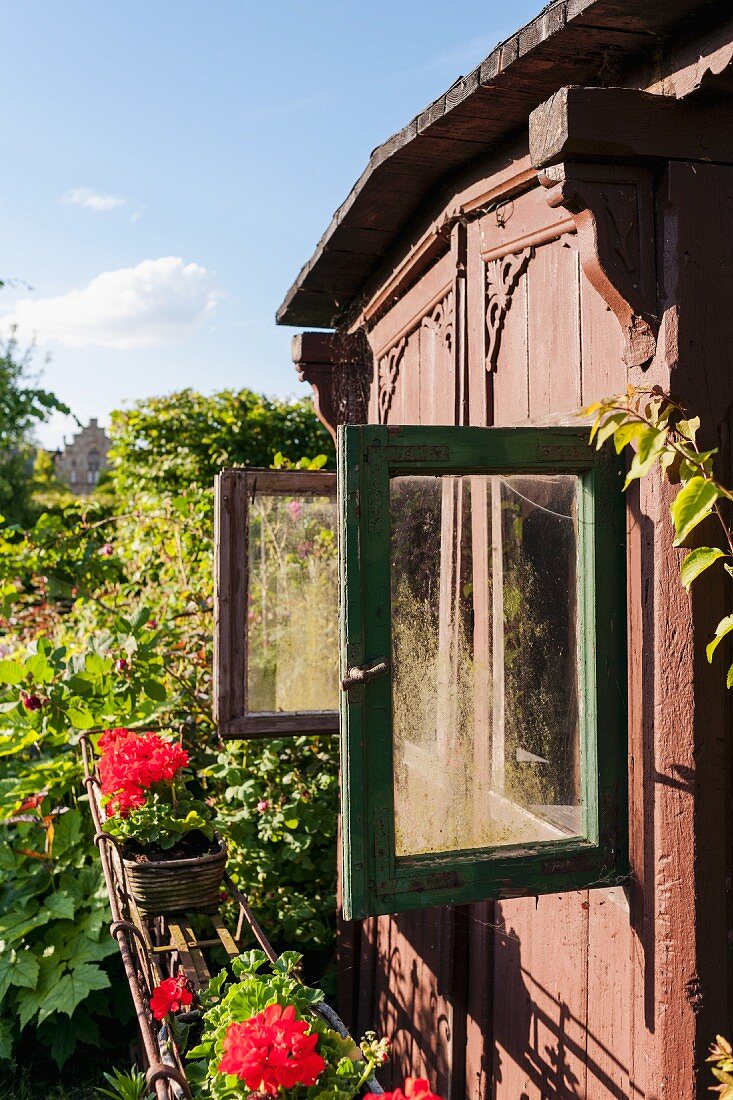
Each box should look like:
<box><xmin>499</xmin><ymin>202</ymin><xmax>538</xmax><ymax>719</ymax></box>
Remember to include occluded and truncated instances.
<box><xmin>390</xmin><ymin>474</ymin><xmax>581</xmax><ymax>857</ymax></box>
<box><xmin>247</xmin><ymin>494</ymin><xmax>339</xmax><ymax>713</ymax></box>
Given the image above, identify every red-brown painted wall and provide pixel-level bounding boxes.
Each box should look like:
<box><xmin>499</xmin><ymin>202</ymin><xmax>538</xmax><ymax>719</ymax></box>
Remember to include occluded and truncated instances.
<box><xmin>329</xmin><ymin>21</ymin><xmax>733</xmax><ymax>1100</ymax></box>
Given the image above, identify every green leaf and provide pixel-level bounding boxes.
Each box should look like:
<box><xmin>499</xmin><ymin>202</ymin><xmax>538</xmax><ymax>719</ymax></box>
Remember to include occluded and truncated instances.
<box><xmin>623</xmin><ymin>427</ymin><xmax>667</xmax><ymax>489</ymax></box>
<box><xmin>0</xmin><ymin>660</ymin><xmax>23</xmax><ymax>685</ymax></box>
<box><xmin>66</xmin><ymin>675</ymin><xmax>94</xmax><ymax>696</ymax></box>
<box><xmin>143</xmin><ymin>679</ymin><xmax>166</xmax><ymax>702</ymax></box>
<box><xmin>706</xmin><ymin>615</ymin><xmax>733</xmax><ymax>663</ymax></box>
<box><xmin>52</xmin><ymin>810</ymin><xmax>83</xmax><ymax>857</ymax></box>
<box><xmin>0</xmin><ymin>908</ymin><xmax>52</xmax><ymax>945</ymax></box>
<box><xmin>593</xmin><ymin>412</ymin><xmax>627</xmax><ymax>449</ymax></box>
<box><xmin>679</xmin><ymin>547</ymin><xmax>727</xmax><ymax>589</ymax></box>
<box><xmin>0</xmin><ymin>949</ymin><xmax>40</xmax><ymax>1004</ymax></box>
<box><xmin>45</xmin><ymin>1015</ymin><xmax>78</xmax><ymax>1069</ymax></box>
<box><xmin>612</xmin><ymin>420</ymin><xmax>645</xmax><ymax>454</ymax></box>
<box><xmin>676</xmin><ymin>416</ymin><xmax>700</xmax><ymax>443</ymax></box>
<box><xmin>9</xmin><ymin>950</ymin><xmax>40</xmax><ymax>991</ymax></box>
<box><xmin>44</xmin><ymin>891</ymin><xmax>76</xmax><ymax>922</ymax></box>
<box><xmin>84</xmin><ymin>653</ymin><xmax>110</xmax><ymax>676</ymax></box>
<box><xmin>40</xmin><ymin>963</ymin><xmax>110</xmax><ymax>1020</ymax></box>
<box><xmin>16</xmin><ymin>956</ymin><xmax>65</xmax><ymax>1028</ymax></box>
<box><xmin>671</xmin><ymin>477</ymin><xmax>722</xmax><ymax>546</ymax></box>
<box><xmin>130</xmin><ymin>605</ymin><xmax>152</xmax><ymax>632</ymax></box>
<box><xmin>24</xmin><ymin>653</ymin><xmax>54</xmax><ymax>683</ymax></box>
<box><xmin>727</xmin><ymin>664</ymin><xmax>733</xmax><ymax>690</ymax></box>
<box><xmin>67</xmin><ymin>707</ymin><xmax>94</xmax><ymax>730</ymax></box>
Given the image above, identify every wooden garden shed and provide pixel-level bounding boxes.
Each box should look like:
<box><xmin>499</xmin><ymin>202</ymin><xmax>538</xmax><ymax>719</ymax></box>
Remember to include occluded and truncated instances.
<box><xmin>273</xmin><ymin>2</ymin><xmax>733</xmax><ymax>1096</ymax></box>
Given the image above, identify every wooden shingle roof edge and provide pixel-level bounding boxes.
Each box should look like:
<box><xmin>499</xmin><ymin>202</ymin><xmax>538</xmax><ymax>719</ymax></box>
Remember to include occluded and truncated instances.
<box><xmin>276</xmin><ymin>0</ymin><xmax>720</xmax><ymax>330</ymax></box>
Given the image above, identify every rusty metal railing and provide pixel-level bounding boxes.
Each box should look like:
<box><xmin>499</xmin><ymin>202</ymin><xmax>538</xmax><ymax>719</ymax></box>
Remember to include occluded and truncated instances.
<box><xmin>80</xmin><ymin>735</ymin><xmax>382</xmax><ymax>1098</ymax></box>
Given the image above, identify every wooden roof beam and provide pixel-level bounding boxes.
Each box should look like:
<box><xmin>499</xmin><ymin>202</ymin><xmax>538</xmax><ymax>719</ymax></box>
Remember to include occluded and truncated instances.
<box><xmin>292</xmin><ymin>332</ymin><xmax>371</xmax><ymax>441</ymax></box>
<box><xmin>529</xmin><ymin>84</ymin><xmax>733</xmax><ymax>169</ymax></box>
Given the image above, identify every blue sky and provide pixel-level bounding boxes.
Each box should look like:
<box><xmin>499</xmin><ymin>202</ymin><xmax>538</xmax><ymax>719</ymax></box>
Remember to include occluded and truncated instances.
<box><xmin>1</xmin><ymin>0</ymin><xmax>542</xmax><ymax>448</ymax></box>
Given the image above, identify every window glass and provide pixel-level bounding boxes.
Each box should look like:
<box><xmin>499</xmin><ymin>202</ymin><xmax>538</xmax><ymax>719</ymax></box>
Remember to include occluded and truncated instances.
<box><xmin>247</xmin><ymin>494</ymin><xmax>339</xmax><ymax>713</ymax></box>
<box><xmin>390</xmin><ymin>473</ymin><xmax>580</xmax><ymax>857</ymax></box>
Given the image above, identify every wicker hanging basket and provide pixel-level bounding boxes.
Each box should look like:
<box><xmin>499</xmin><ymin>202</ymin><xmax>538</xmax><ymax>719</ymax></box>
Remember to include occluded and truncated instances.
<box><xmin>122</xmin><ymin>837</ymin><xmax>227</xmax><ymax>916</ymax></box>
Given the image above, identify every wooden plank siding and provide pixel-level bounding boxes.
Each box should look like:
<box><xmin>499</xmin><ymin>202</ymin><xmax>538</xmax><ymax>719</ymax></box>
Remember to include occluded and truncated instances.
<box><xmin>337</xmin><ymin>149</ymin><xmax>733</xmax><ymax>1098</ymax></box>
<box><xmin>307</xmin><ymin>10</ymin><xmax>733</xmax><ymax>1091</ymax></box>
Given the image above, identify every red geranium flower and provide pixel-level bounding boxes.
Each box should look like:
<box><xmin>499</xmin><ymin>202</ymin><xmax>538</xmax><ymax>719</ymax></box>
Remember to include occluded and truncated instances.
<box><xmin>365</xmin><ymin>1079</ymin><xmax>444</xmax><ymax>1100</ymax></box>
<box><xmin>217</xmin><ymin>1003</ymin><xmax>325</xmax><ymax>1095</ymax></box>
<box><xmin>98</xmin><ymin>727</ymin><xmax>135</xmax><ymax>752</ymax></box>
<box><xmin>149</xmin><ymin>974</ymin><xmax>193</xmax><ymax>1020</ymax></box>
<box><xmin>98</xmin><ymin>729</ymin><xmax>189</xmax><ymax>818</ymax></box>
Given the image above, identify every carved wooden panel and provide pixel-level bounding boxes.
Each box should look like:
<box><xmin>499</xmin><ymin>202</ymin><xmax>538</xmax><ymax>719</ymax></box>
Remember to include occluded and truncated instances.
<box><xmin>539</xmin><ymin>162</ymin><xmax>657</xmax><ymax>369</ymax></box>
<box><xmin>485</xmin><ymin>249</ymin><xmax>531</xmax><ymax>372</ymax></box>
<box><xmin>375</xmin><ymin>290</ymin><xmax>455</xmax><ymax>424</ymax></box>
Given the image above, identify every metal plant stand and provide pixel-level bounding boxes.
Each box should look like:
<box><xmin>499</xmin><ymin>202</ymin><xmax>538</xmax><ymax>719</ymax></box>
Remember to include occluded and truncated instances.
<box><xmin>80</xmin><ymin>736</ymin><xmax>381</xmax><ymax>1099</ymax></box>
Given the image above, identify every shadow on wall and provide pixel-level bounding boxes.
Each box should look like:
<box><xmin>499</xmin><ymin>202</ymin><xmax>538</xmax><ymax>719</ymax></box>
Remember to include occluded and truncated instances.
<box><xmin>493</xmin><ymin>924</ymin><xmax>650</xmax><ymax>1100</ymax></box>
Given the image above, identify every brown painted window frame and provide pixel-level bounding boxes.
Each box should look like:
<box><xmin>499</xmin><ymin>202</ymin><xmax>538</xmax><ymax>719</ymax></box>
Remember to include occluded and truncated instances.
<box><xmin>213</xmin><ymin>467</ymin><xmax>339</xmax><ymax>739</ymax></box>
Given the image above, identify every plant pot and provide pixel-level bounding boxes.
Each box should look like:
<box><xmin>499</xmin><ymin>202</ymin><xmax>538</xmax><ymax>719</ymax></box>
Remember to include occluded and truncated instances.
<box><xmin>122</xmin><ymin>837</ymin><xmax>227</xmax><ymax>916</ymax></box>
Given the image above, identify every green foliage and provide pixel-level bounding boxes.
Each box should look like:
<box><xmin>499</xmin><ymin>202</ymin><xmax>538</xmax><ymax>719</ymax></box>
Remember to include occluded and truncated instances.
<box><xmin>103</xmin><ymin>790</ymin><xmax>215</xmax><ymax>850</ymax></box>
<box><xmin>187</xmin><ymin>952</ymin><xmax>373</xmax><ymax>1100</ymax></box>
<box><xmin>0</xmin><ymin>332</ymin><xmax>70</xmax><ymax>526</ymax></box>
<box><xmin>0</xmin><ymin>621</ymin><xmax>167</xmax><ymax>1066</ymax></box>
<box><xmin>587</xmin><ymin>386</ymin><xmax>733</xmax><ymax>686</ymax></box>
<box><xmin>709</xmin><ymin>1035</ymin><xmax>733</xmax><ymax>1098</ymax></box>
<box><xmin>110</xmin><ymin>389</ymin><xmax>333</xmax><ymax>497</ymax></box>
<box><xmin>0</xmin><ymin>384</ymin><xmax>339</xmax><ymax>1078</ymax></box>
<box><xmin>209</xmin><ymin>738</ymin><xmax>337</xmax><ymax>952</ymax></box>
<box><xmin>96</xmin><ymin>1066</ymin><xmax>152</xmax><ymax>1100</ymax></box>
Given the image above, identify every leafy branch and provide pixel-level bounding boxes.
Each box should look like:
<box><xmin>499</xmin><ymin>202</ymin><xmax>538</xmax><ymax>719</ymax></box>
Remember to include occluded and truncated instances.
<box><xmin>586</xmin><ymin>385</ymin><xmax>733</xmax><ymax>684</ymax></box>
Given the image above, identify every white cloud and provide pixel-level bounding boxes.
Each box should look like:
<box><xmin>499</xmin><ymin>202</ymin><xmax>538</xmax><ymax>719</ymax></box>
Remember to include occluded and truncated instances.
<box><xmin>61</xmin><ymin>187</ymin><xmax>127</xmax><ymax>212</ymax></box>
<box><xmin>0</xmin><ymin>257</ymin><xmax>219</xmax><ymax>350</ymax></box>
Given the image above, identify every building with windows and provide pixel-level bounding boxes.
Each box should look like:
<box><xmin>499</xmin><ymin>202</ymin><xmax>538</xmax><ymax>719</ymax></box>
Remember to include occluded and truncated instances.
<box><xmin>269</xmin><ymin>2</ymin><xmax>733</xmax><ymax>1095</ymax></box>
<box><xmin>54</xmin><ymin>418</ymin><xmax>110</xmax><ymax>494</ymax></box>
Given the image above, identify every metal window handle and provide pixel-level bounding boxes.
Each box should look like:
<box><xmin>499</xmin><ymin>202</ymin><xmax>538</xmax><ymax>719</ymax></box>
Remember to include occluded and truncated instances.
<box><xmin>341</xmin><ymin>659</ymin><xmax>389</xmax><ymax>691</ymax></box>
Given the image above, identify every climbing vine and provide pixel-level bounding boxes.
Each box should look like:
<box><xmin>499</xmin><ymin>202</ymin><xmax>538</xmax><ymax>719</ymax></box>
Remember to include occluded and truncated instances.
<box><xmin>587</xmin><ymin>385</ymin><xmax>733</xmax><ymax>683</ymax></box>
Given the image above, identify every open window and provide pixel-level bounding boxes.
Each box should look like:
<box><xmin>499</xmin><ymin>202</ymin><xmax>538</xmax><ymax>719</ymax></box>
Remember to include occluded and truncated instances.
<box><xmin>214</xmin><ymin>468</ymin><xmax>339</xmax><ymax>738</ymax></box>
<box><xmin>338</xmin><ymin>425</ymin><xmax>627</xmax><ymax>918</ymax></box>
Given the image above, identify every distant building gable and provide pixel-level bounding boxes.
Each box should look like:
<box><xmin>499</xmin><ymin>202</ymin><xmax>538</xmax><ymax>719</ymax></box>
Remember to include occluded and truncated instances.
<box><xmin>54</xmin><ymin>418</ymin><xmax>110</xmax><ymax>494</ymax></box>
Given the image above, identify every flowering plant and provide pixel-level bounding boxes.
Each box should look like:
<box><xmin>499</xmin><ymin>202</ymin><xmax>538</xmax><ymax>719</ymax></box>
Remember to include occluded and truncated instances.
<box><xmin>150</xmin><ymin>972</ymin><xmax>195</xmax><ymax>1021</ymax></box>
<box><xmin>98</xmin><ymin>727</ymin><xmax>215</xmax><ymax>852</ymax></box>
<box><xmin>187</xmin><ymin>950</ymin><xmax>389</xmax><ymax>1099</ymax></box>
<box><xmin>364</xmin><ymin>1080</ymin><xmax>442</xmax><ymax>1100</ymax></box>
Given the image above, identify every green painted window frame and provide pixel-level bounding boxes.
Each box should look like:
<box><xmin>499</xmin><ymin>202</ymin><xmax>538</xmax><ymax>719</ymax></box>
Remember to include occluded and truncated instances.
<box><xmin>338</xmin><ymin>424</ymin><xmax>628</xmax><ymax>919</ymax></box>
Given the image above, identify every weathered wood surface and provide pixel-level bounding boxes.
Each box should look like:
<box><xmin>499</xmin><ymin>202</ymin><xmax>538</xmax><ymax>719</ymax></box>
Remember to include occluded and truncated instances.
<box><xmin>529</xmin><ymin>85</ymin><xmax>733</xmax><ymax>169</ymax></box>
<box><xmin>213</xmin><ymin>468</ymin><xmax>337</xmax><ymax>738</ymax></box>
<box><xmin>292</xmin><ymin>332</ymin><xmax>370</xmax><ymax>441</ymax></box>
<box><xmin>284</xmin><ymin>3</ymin><xmax>733</xmax><ymax>1095</ymax></box>
<box><xmin>333</xmin><ymin>138</ymin><xmax>733</xmax><ymax>1098</ymax></box>
<box><xmin>277</xmin><ymin>0</ymin><xmax>727</xmax><ymax>328</ymax></box>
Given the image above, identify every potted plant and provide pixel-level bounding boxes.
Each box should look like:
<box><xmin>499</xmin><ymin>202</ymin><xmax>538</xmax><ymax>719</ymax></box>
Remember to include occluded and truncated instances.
<box><xmin>183</xmin><ymin>950</ymin><xmax>393</xmax><ymax>1099</ymax></box>
<box><xmin>98</xmin><ymin>727</ymin><xmax>225</xmax><ymax>915</ymax></box>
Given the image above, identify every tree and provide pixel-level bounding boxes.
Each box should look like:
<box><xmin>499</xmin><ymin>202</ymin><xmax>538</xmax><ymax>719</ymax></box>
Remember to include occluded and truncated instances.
<box><xmin>0</xmin><ymin>332</ymin><xmax>69</xmax><ymax>526</ymax></box>
<box><xmin>110</xmin><ymin>388</ymin><xmax>333</xmax><ymax>497</ymax></box>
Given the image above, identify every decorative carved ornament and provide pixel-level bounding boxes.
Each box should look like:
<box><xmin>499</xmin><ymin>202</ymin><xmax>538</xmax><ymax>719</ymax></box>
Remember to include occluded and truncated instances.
<box><xmin>377</xmin><ymin>337</ymin><xmax>407</xmax><ymax>424</ymax></box>
<box><xmin>484</xmin><ymin>249</ymin><xmax>531</xmax><ymax>372</ymax></box>
<box><xmin>539</xmin><ymin>162</ymin><xmax>657</xmax><ymax>369</ymax></box>
<box><xmin>421</xmin><ymin>290</ymin><xmax>455</xmax><ymax>351</ymax></box>
<box><xmin>292</xmin><ymin>331</ymin><xmax>371</xmax><ymax>442</ymax></box>
<box><xmin>377</xmin><ymin>290</ymin><xmax>454</xmax><ymax>423</ymax></box>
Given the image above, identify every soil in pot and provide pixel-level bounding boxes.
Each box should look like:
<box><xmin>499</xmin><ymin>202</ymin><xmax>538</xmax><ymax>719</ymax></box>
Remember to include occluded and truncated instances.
<box><xmin>122</xmin><ymin>829</ymin><xmax>219</xmax><ymax>864</ymax></box>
